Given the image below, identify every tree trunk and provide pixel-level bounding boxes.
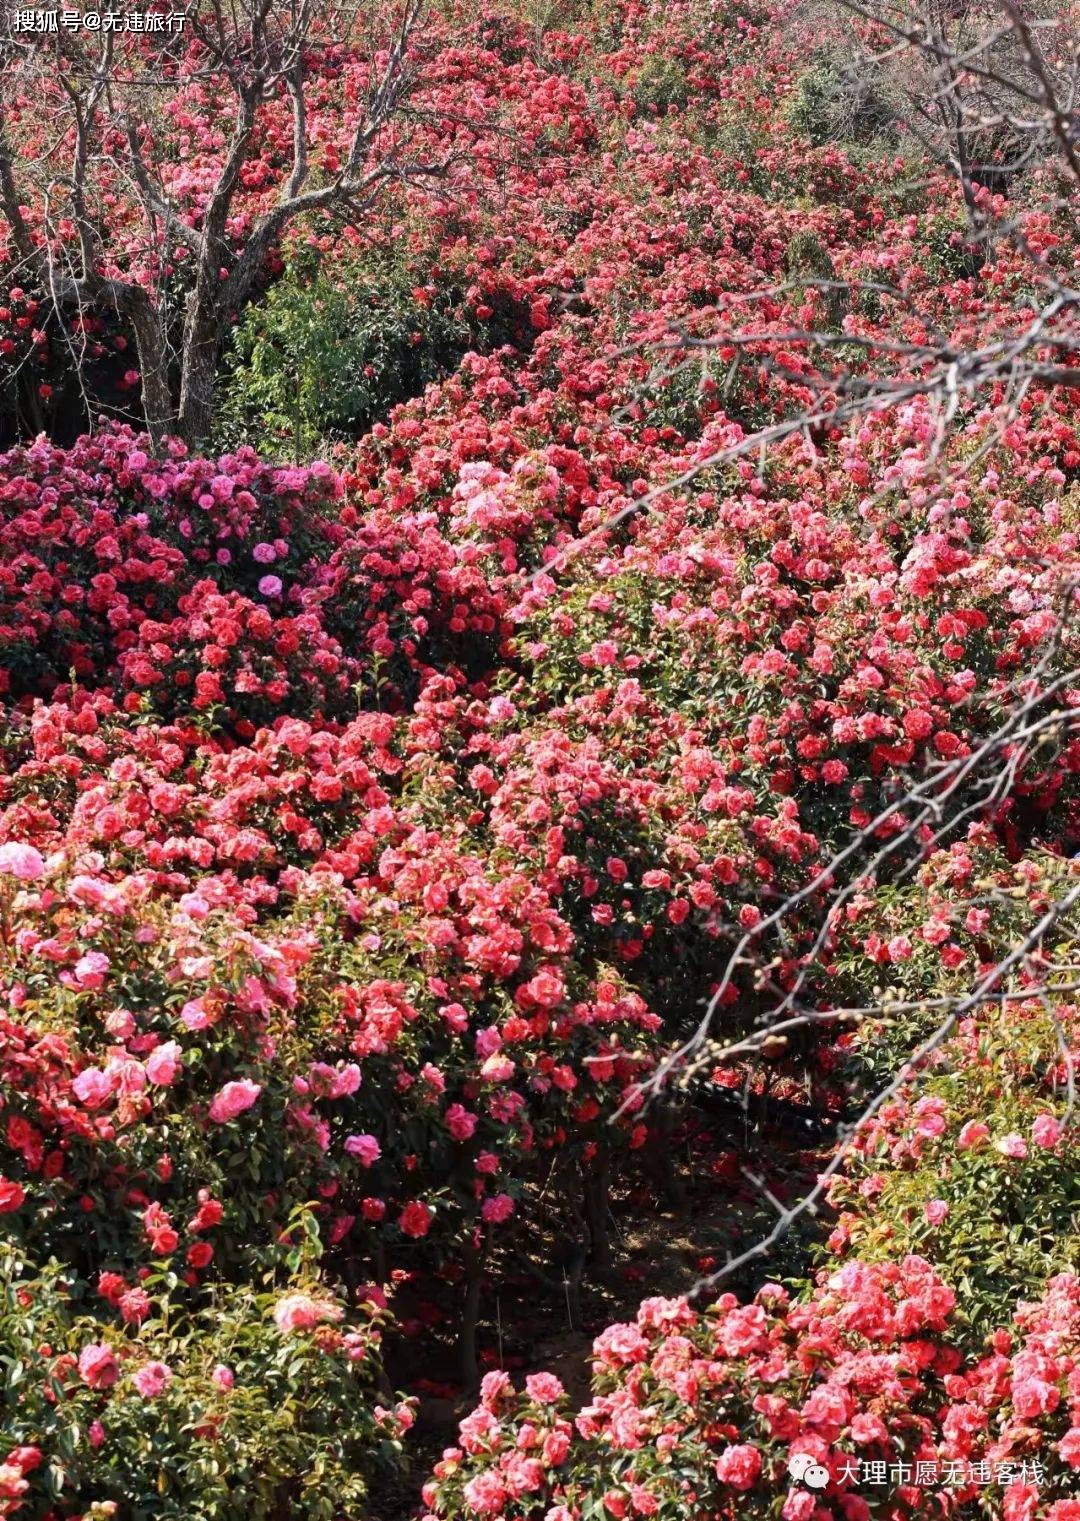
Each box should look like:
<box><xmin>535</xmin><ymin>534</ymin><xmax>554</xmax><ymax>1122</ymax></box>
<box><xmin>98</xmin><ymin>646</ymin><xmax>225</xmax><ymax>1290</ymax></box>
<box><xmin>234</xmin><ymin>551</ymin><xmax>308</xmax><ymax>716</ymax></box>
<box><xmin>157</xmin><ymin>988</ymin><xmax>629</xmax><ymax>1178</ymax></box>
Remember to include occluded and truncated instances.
<box><xmin>584</xmin><ymin>1146</ymin><xmax>613</xmax><ymax>1272</ymax></box>
<box><xmin>457</xmin><ymin>1238</ymin><xmax>486</xmax><ymax>1392</ymax></box>
<box><xmin>651</xmin><ymin>1102</ymin><xmax>687</xmax><ymax>1211</ymax></box>
<box><xmin>177</xmin><ymin>301</ymin><xmax>222</xmax><ymax>451</ymax></box>
<box><xmin>127</xmin><ymin>302</ymin><xmax>174</xmax><ymax>454</ymax></box>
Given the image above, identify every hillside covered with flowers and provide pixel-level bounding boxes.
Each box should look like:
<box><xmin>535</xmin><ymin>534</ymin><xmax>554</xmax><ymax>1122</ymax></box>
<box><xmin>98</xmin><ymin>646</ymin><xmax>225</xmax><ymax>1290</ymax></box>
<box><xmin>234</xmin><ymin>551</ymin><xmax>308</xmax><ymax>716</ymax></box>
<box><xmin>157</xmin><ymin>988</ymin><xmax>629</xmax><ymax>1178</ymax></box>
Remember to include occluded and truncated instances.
<box><xmin>1</xmin><ymin>0</ymin><xmax>1079</xmax><ymax>1517</ymax></box>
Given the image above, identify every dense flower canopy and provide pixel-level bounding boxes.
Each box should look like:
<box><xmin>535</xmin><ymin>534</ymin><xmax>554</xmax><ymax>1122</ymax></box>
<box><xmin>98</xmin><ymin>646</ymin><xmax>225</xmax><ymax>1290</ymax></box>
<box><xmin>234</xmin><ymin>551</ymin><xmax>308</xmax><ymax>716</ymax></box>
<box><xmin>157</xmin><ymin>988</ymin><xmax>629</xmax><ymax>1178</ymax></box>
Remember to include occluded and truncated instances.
<box><xmin>1</xmin><ymin>0</ymin><xmax>1080</xmax><ymax>1517</ymax></box>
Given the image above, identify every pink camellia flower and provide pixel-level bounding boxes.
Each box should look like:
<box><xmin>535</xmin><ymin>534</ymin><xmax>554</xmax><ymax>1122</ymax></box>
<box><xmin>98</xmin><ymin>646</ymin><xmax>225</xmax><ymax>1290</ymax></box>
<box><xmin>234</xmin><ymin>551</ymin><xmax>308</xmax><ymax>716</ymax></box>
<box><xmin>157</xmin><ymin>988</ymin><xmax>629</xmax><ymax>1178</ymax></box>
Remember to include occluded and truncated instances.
<box><xmin>208</xmin><ymin>1079</ymin><xmax>261</xmax><ymax>1124</ymax></box>
<box><xmin>145</xmin><ymin>1041</ymin><xmax>182</xmax><ymax>1087</ymax></box>
<box><xmin>132</xmin><ymin>1361</ymin><xmax>172</xmax><ymax>1398</ymax></box>
<box><xmin>89</xmin><ymin>1421</ymin><xmax>106</xmax><ymax>1449</ymax></box>
<box><xmin>398</xmin><ymin>1200</ymin><xmax>433</xmax><ymax>1238</ymax></box>
<box><xmin>257</xmin><ymin>575</ymin><xmax>282</xmax><ymax>598</ymax></box>
<box><xmin>957</xmin><ymin>1120</ymin><xmax>990</xmax><ymax>1150</ymax></box>
<box><xmin>212</xmin><ymin>1364</ymin><xmax>235</xmax><ymax>1391</ymax></box>
<box><xmin>104</xmin><ymin>1008</ymin><xmax>135</xmax><ymax>1039</ymax></box>
<box><xmin>924</xmin><ymin>1199</ymin><xmax>950</xmax><ymax>1226</ymax></box>
<box><xmin>119</xmin><ymin>1288</ymin><xmax>151</xmax><ymax>1325</ymax></box>
<box><xmin>252</xmin><ymin>541</ymin><xmax>278</xmax><ymax>563</ymax></box>
<box><xmin>714</xmin><ymin>1443</ymin><xmax>763</xmax><ymax>1490</ymax></box>
<box><xmin>72</xmin><ymin>1067</ymin><xmax>114</xmax><ymax>1110</ymax></box>
<box><xmin>272</xmin><ymin>1293</ymin><xmax>343</xmax><ymax>1335</ymax></box>
<box><xmin>0</xmin><ymin>842</ymin><xmax>44</xmax><ymax>880</ymax></box>
<box><xmin>996</xmin><ymin>1132</ymin><xmax>1028</xmax><ymax>1160</ymax></box>
<box><xmin>544</xmin><ymin>1427</ymin><xmax>571</xmax><ymax>1465</ymax></box>
<box><xmin>479</xmin><ymin>1369</ymin><xmax>513</xmax><ymax>1408</ymax></box>
<box><xmin>78</xmin><ymin>1342</ymin><xmax>119</xmax><ymax>1390</ymax></box>
<box><xmin>461</xmin><ymin>1472</ymin><xmax>506</xmax><ymax>1515</ymax></box>
<box><xmin>911</xmin><ymin>1097</ymin><xmax>946</xmax><ymax>1137</ymax></box>
<box><xmin>343</xmin><ymin>1134</ymin><xmax>381</xmax><ymax>1166</ymax></box>
<box><xmin>1032</xmin><ymin>1113</ymin><xmax>1063</xmax><ymax>1150</ymax></box>
<box><xmin>524</xmin><ymin>1372</ymin><xmax>564</xmax><ymax>1404</ymax></box>
<box><xmin>481</xmin><ymin>1192</ymin><xmax>515</xmax><ymax>1225</ymax></box>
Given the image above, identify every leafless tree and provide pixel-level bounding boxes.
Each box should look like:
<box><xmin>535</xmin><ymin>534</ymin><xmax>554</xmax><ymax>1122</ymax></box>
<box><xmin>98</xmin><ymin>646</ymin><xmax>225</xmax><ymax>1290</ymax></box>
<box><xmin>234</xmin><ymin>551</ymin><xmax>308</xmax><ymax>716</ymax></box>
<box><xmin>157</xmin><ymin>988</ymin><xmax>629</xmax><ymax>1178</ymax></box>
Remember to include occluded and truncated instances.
<box><xmin>0</xmin><ymin>0</ymin><xmax>450</xmax><ymax>449</ymax></box>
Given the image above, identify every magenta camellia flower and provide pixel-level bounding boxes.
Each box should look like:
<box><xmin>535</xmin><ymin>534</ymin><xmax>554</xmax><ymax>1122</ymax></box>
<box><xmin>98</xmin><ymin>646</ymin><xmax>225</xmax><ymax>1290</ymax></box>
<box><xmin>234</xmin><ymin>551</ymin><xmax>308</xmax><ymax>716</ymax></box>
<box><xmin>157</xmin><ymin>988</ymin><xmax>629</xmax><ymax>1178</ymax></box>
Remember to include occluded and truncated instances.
<box><xmin>132</xmin><ymin>1361</ymin><xmax>172</xmax><ymax>1398</ymax></box>
<box><xmin>78</xmin><ymin>1342</ymin><xmax>119</xmax><ymax>1390</ymax></box>
<box><xmin>480</xmin><ymin>1192</ymin><xmax>514</xmax><ymax>1224</ymax></box>
<box><xmin>924</xmin><ymin>1199</ymin><xmax>950</xmax><ymax>1226</ymax></box>
<box><xmin>212</xmin><ymin>1364</ymin><xmax>235</xmax><ymax>1391</ymax></box>
<box><xmin>343</xmin><ymin>1133</ymin><xmax>381</xmax><ymax>1166</ymax></box>
<box><xmin>257</xmin><ymin>574</ymin><xmax>283</xmax><ymax>598</ymax></box>
<box><xmin>444</xmin><ymin>1103</ymin><xmax>478</xmax><ymax>1141</ymax></box>
<box><xmin>207</xmin><ymin>1079</ymin><xmax>262</xmax><ymax>1124</ymax></box>
<box><xmin>272</xmin><ymin>1292</ymin><xmax>344</xmax><ymax>1335</ymax></box>
<box><xmin>252</xmin><ymin>541</ymin><xmax>278</xmax><ymax>563</ymax></box>
<box><xmin>0</xmin><ymin>842</ymin><xmax>45</xmax><ymax>880</ymax></box>
<box><xmin>72</xmin><ymin>1067</ymin><xmax>114</xmax><ymax>1110</ymax></box>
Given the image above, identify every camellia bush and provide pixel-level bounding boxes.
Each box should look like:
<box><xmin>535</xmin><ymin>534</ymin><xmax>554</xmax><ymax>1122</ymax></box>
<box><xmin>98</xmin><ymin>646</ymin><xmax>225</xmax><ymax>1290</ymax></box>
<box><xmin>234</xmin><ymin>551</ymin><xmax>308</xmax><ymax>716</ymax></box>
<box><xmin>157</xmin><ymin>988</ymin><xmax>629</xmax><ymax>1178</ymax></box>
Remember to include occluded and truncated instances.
<box><xmin>421</xmin><ymin>964</ymin><xmax>1080</xmax><ymax>1521</ymax></box>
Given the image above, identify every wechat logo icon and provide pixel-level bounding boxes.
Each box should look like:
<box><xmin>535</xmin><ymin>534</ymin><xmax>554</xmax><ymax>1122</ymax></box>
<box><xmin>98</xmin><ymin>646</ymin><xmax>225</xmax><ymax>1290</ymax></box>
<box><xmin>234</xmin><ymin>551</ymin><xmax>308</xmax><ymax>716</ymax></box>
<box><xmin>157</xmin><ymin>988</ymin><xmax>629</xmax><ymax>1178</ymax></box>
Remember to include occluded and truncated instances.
<box><xmin>788</xmin><ymin>1453</ymin><xmax>829</xmax><ymax>1490</ymax></box>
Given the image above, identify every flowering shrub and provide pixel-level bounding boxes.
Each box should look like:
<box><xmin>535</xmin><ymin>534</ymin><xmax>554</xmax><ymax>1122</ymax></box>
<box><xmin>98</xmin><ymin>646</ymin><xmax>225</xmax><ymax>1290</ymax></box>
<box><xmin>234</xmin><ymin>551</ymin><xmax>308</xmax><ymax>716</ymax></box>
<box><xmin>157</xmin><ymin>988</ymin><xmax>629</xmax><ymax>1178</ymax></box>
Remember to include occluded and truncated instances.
<box><xmin>829</xmin><ymin>994</ymin><xmax>1080</xmax><ymax>1338</ymax></box>
<box><xmin>0</xmin><ymin>1220</ymin><xmax>411</xmax><ymax>1521</ymax></box>
<box><xmin>424</xmin><ymin>1256</ymin><xmax>1080</xmax><ymax>1521</ymax></box>
<box><xmin>0</xmin><ymin>430</ymin><xmax>344</xmax><ymax>702</ymax></box>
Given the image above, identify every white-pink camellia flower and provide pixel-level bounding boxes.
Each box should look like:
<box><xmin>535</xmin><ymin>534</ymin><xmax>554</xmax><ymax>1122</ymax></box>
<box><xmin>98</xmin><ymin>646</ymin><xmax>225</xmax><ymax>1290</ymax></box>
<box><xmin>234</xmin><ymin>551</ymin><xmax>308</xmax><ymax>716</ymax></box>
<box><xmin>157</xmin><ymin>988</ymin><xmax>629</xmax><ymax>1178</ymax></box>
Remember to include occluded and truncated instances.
<box><xmin>207</xmin><ymin>1079</ymin><xmax>262</xmax><ymax>1124</ymax></box>
<box><xmin>73</xmin><ymin>951</ymin><xmax>110</xmax><ymax>989</ymax></box>
<box><xmin>480</xmin><ymin>1053</ymin><xmax>515</xmax><ymax>1082</ymax></box>
<box><xmin>0</xmin><ymin>842</ymin><xmax>44</xmax><ymax>880</ymax></box>
<box><xmin>145</xmin><ymin>1041</ymin><xmax>183</xmax><ymax>1087</ymax></box>
<box><xmin>272</xmin><ymin>1293</ymin><xmax>344</xmax><ymax>1335</ymax></box>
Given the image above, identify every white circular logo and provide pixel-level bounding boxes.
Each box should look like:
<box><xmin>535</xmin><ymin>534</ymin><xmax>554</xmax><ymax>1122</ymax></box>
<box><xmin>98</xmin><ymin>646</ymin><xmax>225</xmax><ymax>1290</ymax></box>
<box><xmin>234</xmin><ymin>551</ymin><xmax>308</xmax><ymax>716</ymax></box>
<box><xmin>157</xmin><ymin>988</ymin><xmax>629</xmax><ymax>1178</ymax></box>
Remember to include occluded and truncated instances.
<box><xmin>787</xmin><ymin>1453</ymin><xmax>830</xmax><ymax>1490</ymax></box>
